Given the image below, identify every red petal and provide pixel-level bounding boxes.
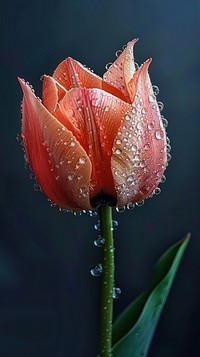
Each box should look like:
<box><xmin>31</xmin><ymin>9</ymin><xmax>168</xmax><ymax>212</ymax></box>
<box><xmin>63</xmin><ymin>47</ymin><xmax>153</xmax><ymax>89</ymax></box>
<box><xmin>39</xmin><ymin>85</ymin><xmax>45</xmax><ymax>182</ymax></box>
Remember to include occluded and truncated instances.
<box><xmin>53</xmin><ymin>87</ymin><xmax>130</xmax><ymax>206</ymax></box>
<box><xmin>111</xmin><ymin>59</ymin><xmax>167</xmax><ymax>207</ymax></box>
<box><xmin>103</xmin><ymin>39</ymin><xmax>139</xmax><ymax>103</ymax></box>
<box><xmin>18</xmin><ymin>78</ymin><xmax>92</xmax><ymax>210</ymax></box>
<box><xmin>53</xmin><ymin>57</ymin><xmax>127</xmax><ymax>101</ymax></box>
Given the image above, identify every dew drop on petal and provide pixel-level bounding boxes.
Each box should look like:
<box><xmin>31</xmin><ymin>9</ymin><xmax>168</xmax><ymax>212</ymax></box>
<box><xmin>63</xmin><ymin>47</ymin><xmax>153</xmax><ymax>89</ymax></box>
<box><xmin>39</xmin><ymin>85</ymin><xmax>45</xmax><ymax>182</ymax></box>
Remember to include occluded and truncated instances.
<box><xmin>127</xmin><ymin>202</ymin><xmax>135</xmax><ymax>210</ymax></box>
<box><xmin>161</xmin><ymin>175</ymin><xmax>166</xmax><ymax>183</ymax></box>
<box><xmin>105</xmin><ymin>62</ymin><xmax>112</xmax><ymax>70</ymax></box>
<box><xmin>155</xmin><ymin>131</ymin><xmax>162</xmax><ymax>140</ymax></box>
<box><xmin>148</xmin><ymin>94</ymin><xmax>156</xmax><ymax>103</ymax></box>
<box><xmin>116</xmin><ymin>206</ymin><xmax>125</xmax><ymax>213</ymax></box>
<box><xmin>115</xmin><ymin>50</ymin><xmax>122</xmax><ymax>57</ymax></box>
<box><xmin>154</xmin><ymin>187</ymin><xmax>161</xmax><ymax>195</ymax></box>
<box><xmin>158</xmin><ymin>101</ymin><xmax>164</xmax><ymax>111</ymax></box>
<box><xmin>115</xmin><ymin>148</ymin><xmax>122</xmax><ymax>155</ymax></box>
<box><xmin>136</xmin><ymin>200</ymin><xmax>145</xmax><ymax>207</ymax></box>
<box><xmin>152</xmin><ymin>85</ymin><xmax>159</xmax><ymax>96</ymax></box>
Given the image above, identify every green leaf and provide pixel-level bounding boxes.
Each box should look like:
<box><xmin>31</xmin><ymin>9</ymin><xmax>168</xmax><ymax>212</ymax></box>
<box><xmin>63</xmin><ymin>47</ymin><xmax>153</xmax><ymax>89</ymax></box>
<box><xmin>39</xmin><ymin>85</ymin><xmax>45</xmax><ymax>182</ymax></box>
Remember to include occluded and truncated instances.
<box><xmin>112</xmin><ymin>234</ymin><xmax>190</xmax><ymax>357</ymax></box>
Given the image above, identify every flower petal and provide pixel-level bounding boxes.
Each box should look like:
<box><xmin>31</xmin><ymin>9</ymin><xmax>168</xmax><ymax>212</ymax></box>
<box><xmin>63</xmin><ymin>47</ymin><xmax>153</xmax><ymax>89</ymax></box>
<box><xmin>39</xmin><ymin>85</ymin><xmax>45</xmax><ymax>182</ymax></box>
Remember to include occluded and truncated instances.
<box><xmin>111</xmin><ymin>59</ymin><xmax>167</xmax><ymax>207</ymax></box>
<box><xmin>103</xmin><ymin>39</ymin><xmax>139</xmax><ymax>103</ymax></box>
<box><xmin>53</xmin><ymin>87</ymin><xmax>130</xmax><ymax>207</ymax></box>
<box><xmin>53</xmin><ymin>57</ymin><xmax>127</xmax><ymax>101</ymax></box>
<box><xmin>42</xmin><ymin>75</ymin><xmax>66</xmax><ymax>113</ymax></box>
<box><xmin>18</xmin><ymin>78</ymin><xmax>92</xmax><ymax>210</ymax></box>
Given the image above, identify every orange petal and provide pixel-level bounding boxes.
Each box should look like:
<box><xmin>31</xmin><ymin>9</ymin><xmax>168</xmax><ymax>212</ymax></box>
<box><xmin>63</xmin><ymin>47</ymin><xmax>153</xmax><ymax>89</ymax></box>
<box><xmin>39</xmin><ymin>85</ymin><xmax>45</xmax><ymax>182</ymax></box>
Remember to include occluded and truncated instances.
<box><xmin>18</xmin><ymin>78</ymin><xmax>92</xmax><ymax>210</ymax></box>
<box><xmin>103</xmin><ymin>39</ymin><xmax>139</xmax><ymax>103</ymax></box>
<box><xmin>42</xmin><ymin>75</ymin><xmax>67</xmax><ymax>113</ymax></box>
<box><xmin>53</xmin><ymin>57</ymin><xmax>127</xmax><ymax>101</ymax></box>
<box><xmin>111</xmin><ymin>59</ymin><xmax>167</xmax><ymax>207</ymax></box>
<box><xmin>53</xmin><ymin>87</ymin><xmax>130</xmax><ymax>206</ymax></box>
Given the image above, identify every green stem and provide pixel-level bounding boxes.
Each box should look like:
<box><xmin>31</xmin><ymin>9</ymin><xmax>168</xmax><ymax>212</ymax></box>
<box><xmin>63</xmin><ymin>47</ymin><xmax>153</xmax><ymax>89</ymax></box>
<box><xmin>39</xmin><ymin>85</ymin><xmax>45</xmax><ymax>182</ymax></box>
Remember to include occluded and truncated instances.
<box><xmin>98</xmin><ymin>205</ymin><xmax>114</xmax><ymax>357</ymax></box>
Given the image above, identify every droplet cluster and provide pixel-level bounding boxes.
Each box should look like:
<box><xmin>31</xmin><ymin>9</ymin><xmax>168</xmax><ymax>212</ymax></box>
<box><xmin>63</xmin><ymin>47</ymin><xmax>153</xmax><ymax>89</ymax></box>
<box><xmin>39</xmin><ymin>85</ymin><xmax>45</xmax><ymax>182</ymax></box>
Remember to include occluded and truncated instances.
<box><xmin>112</xmin><ymin>74</ymin><xmax>170</xmax><ymax>210</ymax></box>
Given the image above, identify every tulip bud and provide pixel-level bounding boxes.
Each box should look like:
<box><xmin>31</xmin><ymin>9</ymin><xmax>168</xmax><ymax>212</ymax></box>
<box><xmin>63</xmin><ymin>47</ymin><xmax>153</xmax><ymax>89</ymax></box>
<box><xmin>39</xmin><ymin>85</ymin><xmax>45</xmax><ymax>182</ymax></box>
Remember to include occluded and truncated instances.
<box><xmin>18</xmin><ymin>39</ymin><xmax>168</xmax><ymax>211</ymax></box>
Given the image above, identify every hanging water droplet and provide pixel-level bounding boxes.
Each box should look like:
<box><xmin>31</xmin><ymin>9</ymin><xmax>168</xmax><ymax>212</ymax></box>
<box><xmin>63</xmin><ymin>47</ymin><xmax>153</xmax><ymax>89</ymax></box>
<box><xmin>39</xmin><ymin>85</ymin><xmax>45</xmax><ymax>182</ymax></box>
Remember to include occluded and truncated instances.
<box><xmin>127</xmin><ymin>175</ymin><xmax>135</xmax><ymax>183</ymax></box>
<box><xmin>113</xmin><ymin>287</ymin><xmax>121</xmax><ymax>299</ymax></box>
<box><xmin>115</xmin><ymin>50</ymin><xmax>122</xmax><ymax>57</ymax></box>
<box><xmin>136</xmin><ymin>200</ymin><xmax>145</xmax><ymax>207</ymax></box>
<box><xmin>94</xmin><ymin>220</ymin><xmax>101</xmax><ymax>231</ymax></box>
<box><xmin>167</xmin><ymin>153</ymin><xmax>172</xmax><ymax>162</ymax></box>
<box><xmin>112</xmin><ymin>220</ymin><xmax>119</xmax><ymax>231</ymax></box>
<box><xmin>127</xmin><ymin>202</ymin><xmax>135</xmax><ymax>210</ymax></box>
<box><xmin>116</xmin><ymin>206</ymin><xmax>125</xmax><ymax>213</ymax></box>
<box><xmin>154</xmin><ymin>187</ymin><xmax>161</xmax><ymax>195</ymax></box>
<box><xmin>90</xmin><ymin>263</ymin><xmax>103</xmax><ymax>277</ymax></box>
<box><xmin>161</xmin><ymin>116</ymin><xmax>168</xmax><ymax>128</ymax></box>
<box><xmin>105</xmin><ymin>62</ymin><xmax>112</xmax><ymax>70</ymax></box>
<box><xmin>161</xmin><ymin>175</ymin><xmax>166</xmax><ymax>183</ymax></box>
<box><xmin>34</xmin><ymin>183</ymin><xmax>41</xmax><ymax>192</ymax></box>
<box><xmin>158</xmin><ymin>101</ymin><xmax>164</xmax><ymax>111</ymax></box>
<box><xmin>152</xmin><ymin>85</ymin><xmax>159</xmax><ymax>96</ymax></box>
<box><xmin>94</xmin><ymin>236</ymin><xmax>105</xmax><ymax>247</ymax></box>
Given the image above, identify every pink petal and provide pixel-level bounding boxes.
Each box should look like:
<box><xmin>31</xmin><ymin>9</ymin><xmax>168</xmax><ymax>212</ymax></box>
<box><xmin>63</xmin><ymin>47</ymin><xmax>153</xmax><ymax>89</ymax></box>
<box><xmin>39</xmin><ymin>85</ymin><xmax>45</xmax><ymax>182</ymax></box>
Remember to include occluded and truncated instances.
<box><xmin>103</xmin><ymin>39</ymin><xmax>139</xmax><ymax>103</ymax></box>
<box><xmin>18</xmin><ymin>78</ymin><xmax>92</xmax><ymax>210</ymax></box>
<box><xmin>111</xmin><ymin>59</ymin><xmax>167</xmax><ymax>207</ymax></box>
<box><xmin>53</xmin><ymin>87</ymin><xmax>130</xmax><ymax>206</ymax></box>
<box><xmin>42</xmin><ymin>75</ymin><xmax>66</xmax><ymax>113</ymax></box>
<box><xmin>53</xmin><ymin>57</ymin><xmax>127</xmax><ymax>101</ymax></box>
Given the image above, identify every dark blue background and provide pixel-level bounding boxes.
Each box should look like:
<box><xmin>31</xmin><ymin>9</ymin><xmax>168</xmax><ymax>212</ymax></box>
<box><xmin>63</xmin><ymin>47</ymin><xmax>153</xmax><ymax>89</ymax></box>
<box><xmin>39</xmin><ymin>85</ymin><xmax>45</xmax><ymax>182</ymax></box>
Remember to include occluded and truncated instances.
<box><xmin>0</xmin><ymin>0</ymin><xmax>199</xmax><ymax>356</ymax></box>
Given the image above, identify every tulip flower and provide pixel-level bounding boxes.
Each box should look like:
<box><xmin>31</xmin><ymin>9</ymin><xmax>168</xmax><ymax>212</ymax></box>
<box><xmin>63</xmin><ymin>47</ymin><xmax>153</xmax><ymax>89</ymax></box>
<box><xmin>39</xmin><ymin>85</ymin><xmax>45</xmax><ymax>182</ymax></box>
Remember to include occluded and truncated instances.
<box><xmin>18</xmin><ymin>39</ymin><xmax>167</xmax><ymax>211</ymax></box>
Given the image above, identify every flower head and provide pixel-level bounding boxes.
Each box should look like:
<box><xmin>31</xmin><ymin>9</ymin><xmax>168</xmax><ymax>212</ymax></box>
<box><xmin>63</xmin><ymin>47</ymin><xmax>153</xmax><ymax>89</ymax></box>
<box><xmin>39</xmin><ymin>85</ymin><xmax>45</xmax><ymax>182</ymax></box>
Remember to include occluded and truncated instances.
<box><xmin>18</xmin><ymin>39</ymin><xmax>168</xmax><ymax>211</ymax></box>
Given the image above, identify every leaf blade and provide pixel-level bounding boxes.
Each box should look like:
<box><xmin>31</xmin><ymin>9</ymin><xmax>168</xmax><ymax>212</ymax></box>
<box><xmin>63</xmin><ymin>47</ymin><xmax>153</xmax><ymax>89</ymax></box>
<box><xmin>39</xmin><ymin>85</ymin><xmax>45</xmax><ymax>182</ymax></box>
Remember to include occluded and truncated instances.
<box><xmin>112</xmin><ymin>234</ymin><xmax>190</xmax><ymax>357</ymax></box>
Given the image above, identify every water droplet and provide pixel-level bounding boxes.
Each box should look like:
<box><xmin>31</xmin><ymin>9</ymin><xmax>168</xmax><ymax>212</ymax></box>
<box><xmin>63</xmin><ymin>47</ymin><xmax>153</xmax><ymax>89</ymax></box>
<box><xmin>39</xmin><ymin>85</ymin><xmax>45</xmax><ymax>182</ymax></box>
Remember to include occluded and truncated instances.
<box><xmin>105</xmin><ymin>62</ymin><xmax>112</xmax><ymax>70</ymax></box>
<box><xmin>127</xmin><ymin>202</ymin><xmax>135</xmax><ymax>210</ymax></box>
<box><xmin>94</xmin><ymin>236</ymin><xmax>105</xmax><ymax>247</ymax></box>
<box><xmin>155</xmin><ymin>131</ymin><xmax>163</xmax><ymax>140</ymax></box>
<box><xmin>167</xmin><ymin>153</ymin><xmax>172</xmax><ymax>161</ymax></box>
<box><xmin>149</xmin><ymin>94</ymin><xmax>156</xmax><ymax>103</ymax></box>
<box><xmin>127</xmin><ymin>175</ymin><xmax>134</xmax><ymax>183</ymax></box>
<box><xmin>67</xmin><ymin>173</ymin><xmax>75</xmax><ymax>181</ymax></box>
<box><xmin>144</xmin><ymin>144</ymin><xmax>150</xmax><ymax>151</ymax></box>
<box><xmin>152</xmin><ymin>85</ymin><xmax>159</xmax><ymax>96</ymax></box>
<box><xmin>94</xmin><ymin>220</ymin><xmax>101</xmax><ymax>231</ymax></box>
<box><xmin>158</xmin><ymin>101</ymin><xmax>164</xmax><ymax>111</ymax></box>
<box><xmin>161</xmin><ymin>175</ymin><xmax>166</xmax><ymax>183</ymax></box>
<box><xmin>116</xmin><ymin>139</ymin><xmax>122</xmax><ymax>145</ymax></box>
<box><xmin>136</xmin><ymin>200</ymin><xmax>144</xmax><ymax>207</ymax></box>
<box><xmin>70</xmin><ymin>140</ymin><xmax>76</xmax><ymax>147</ymax></box>
<box><xmin>79</xmin><ymin>156</ymin><xmax>86</xmax><ymax>164</ymax></box>
<box><xmin>154</xmin><ymin>187</ymin><xmax>161</xmax><ymax>195</ymax></box>
<box><xmin>161</xmin><ymin>116</ymin><xmax>168</xmax><ymax>128</ymax></box>
<box><xmin>90</xmin><ymin>263</ymin><xmax>103</xmax><ymax>277</ymax></box>
<box><xmin>34</xmin><ymin>183</ymin><xmax>41</xmax><ymax>192</ymax></box>
<box><xmin>104</xmin><ymin>106</ymin><xmax>109</xmax><ymax>112</ymax></box>
<box><xmin>113</xmin><ymin>287</ymin><xmax>121</xmax><ymax>299</ymax></box>
<box><xmin>125</xmin><ymin>114</ymin><xmax>131</xmax><ymax>121</ymax></box>
<box><xmin>148</xmin><ymin>123</ymin><xmax>154</xmax><ymax>130</ymax></box>
<box><xmin>112</xmin><ymin>220</ymin><xmax>119</xmax><ymax>231</ymax></box>
<box><xmin>116</xmin><ymin>206</ymin><xmax>125</xmax><ymax>213</ymax></box>
<box><xmin>115</xmin><ymin>148</ymin><xmax>122</xmax><ymax>155</ymax></box>
<box><xmin>115</xmin><ymin>50</ymin><xmax>122</xmax><ymax>57</ymax></box>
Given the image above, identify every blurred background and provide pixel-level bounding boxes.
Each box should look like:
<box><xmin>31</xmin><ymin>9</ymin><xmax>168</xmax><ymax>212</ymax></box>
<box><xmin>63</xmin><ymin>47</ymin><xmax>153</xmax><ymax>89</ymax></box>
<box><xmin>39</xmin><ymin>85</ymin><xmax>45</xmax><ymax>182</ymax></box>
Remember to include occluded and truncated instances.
<box><xmin>0</xmin><ymin>0</ymin><xmax>199</xmax><ymax>356</ymax></box>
